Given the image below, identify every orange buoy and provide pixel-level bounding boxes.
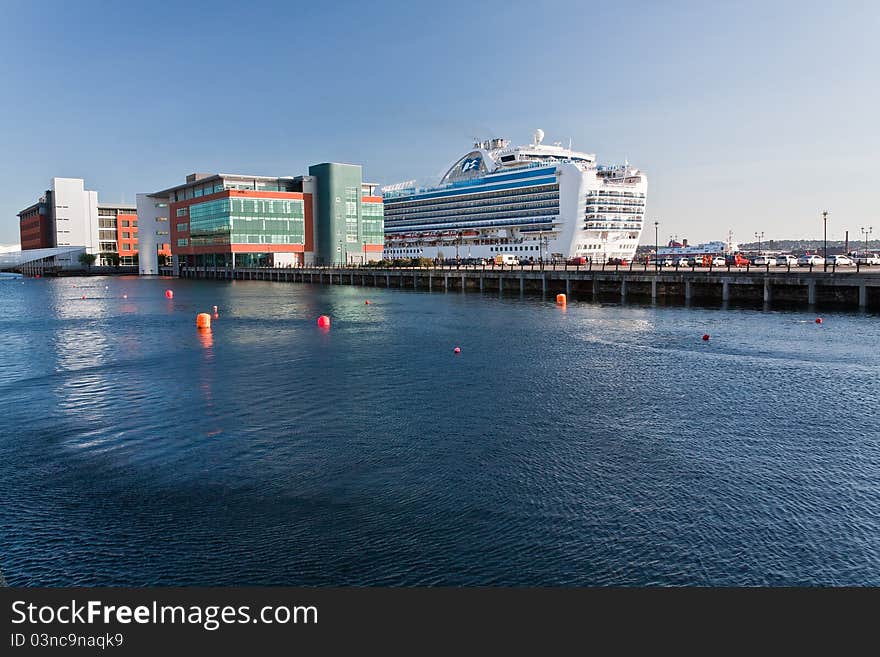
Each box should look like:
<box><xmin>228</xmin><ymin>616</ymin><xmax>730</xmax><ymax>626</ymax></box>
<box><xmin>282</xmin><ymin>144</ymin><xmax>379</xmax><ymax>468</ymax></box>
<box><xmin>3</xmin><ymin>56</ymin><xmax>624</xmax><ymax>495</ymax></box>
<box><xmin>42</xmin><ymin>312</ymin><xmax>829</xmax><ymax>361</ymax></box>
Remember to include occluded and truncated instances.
<box><xmin>556</xmin><ymin>293</ymin><xmax>567</xmax><ymax>305</ymax></box>
<box><xmin>453</xmin><ymin>347</ymin><xmax>461</xmax><ymax>354</ymax></box>
<box><xmin>702</xmin><ymin>334</ymin><xmax>710</xmax><ymax>341</ymax></box>
<box><xmin>196</xmin><ymin>313</ymin><xmax>212</xmax><ymax>329</ymax></box>
<box><xmin>815</xmin><ymin>318</ymin><xmax>823</xmax><ymax>324</ymax></box>
<box><xmin>317</xmin><ymin>315</ymin><xmax>331</xmax><ymax>329</ymax></box>
<box><xmin>165</xmin><ymin>289</ymin><xmax>174</xmax><ymax>299</ymax></box>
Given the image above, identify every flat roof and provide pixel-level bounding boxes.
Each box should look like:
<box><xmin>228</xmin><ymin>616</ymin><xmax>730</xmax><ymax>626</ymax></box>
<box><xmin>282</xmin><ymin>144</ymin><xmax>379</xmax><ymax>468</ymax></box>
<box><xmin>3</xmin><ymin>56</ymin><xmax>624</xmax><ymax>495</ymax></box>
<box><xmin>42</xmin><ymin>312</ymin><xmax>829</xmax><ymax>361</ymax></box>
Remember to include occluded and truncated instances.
<box><xmin>150</xmin><ymin>173</ymin><xmax>299</xmax><ymax>197</ymax></box>
<box><xmin>17</xmin><ymin>201</ymin><xmax>43</xmax><ymax>217</ymax></box>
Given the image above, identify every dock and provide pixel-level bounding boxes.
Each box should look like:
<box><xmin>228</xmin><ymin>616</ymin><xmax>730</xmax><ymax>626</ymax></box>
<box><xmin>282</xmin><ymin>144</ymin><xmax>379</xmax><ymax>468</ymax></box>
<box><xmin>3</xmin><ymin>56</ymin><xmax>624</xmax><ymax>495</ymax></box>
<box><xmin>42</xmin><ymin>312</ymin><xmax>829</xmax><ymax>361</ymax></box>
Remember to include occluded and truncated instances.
<box><xmin>169</xmin><ymin>264</ymin><xmax>880</xmax><ymax>310</ymax></box>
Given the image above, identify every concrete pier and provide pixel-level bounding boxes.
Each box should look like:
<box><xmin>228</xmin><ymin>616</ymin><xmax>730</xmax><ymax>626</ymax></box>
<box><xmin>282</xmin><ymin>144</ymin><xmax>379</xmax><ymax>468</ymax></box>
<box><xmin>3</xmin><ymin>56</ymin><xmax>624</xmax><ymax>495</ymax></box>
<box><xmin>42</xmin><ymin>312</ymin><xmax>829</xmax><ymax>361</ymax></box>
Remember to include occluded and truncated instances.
<box><xmin>173</xmin><ymin>265</ymin><xmax>880</xmax><ymax>310</ymax></box>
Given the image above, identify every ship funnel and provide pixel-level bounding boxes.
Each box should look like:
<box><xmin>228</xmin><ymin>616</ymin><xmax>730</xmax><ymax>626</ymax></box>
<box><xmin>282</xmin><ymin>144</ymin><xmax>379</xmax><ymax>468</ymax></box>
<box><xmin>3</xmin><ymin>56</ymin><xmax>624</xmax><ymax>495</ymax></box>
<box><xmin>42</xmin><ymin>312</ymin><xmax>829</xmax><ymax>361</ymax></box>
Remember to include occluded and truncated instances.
<box><xmin>534</xmin><ymin>129</ymin><xmax>544</xmax><ymax>145</ymax></box>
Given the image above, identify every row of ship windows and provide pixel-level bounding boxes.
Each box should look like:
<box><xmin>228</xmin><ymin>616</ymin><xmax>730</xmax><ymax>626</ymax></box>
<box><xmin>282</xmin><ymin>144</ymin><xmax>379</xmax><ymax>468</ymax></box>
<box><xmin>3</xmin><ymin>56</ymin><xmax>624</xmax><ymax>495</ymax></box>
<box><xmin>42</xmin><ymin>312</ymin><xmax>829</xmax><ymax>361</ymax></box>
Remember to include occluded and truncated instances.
<box><xmin>385</xmin><ymin>244</ymin><xmax>546</xmax><ymax>255</ymax></box>
<box><xmin>387</xmin><ymin>208</ymin><xmax>558</xmax><ymax>228</ymax></box>
<box><xmin>384</xmin><ymin>190</ymin><xmax>559</xmax><ymax>217</ymax></box>
<box><xmin>587</xmin><ymin>199</ymin><xmax>645</xmax><ymax>212</ymax></box>
<box><xmin>586</xmin><ymin>211</ymin><xmax>644</xmax><ymax>217</ymax></box>
<box><xmin>385</xmin><ymin>183</ymin><xmax>560</xmax><ymax>212</ymax></box>
<box><xmin>389</xmin><ymin>216</ymin><xmax>556</xmax><ymax>234</ymax></box>
<box><xmin>386</xmin><ymin>201</ymin><xmax>560</xmax><ymax>224</ymax></box>
<box><xmin>586</xmin><ymin>190</ymin><xmax>646</xmax><ymax>198</ymax></box>
<box><xmin>585</xmin><ymin>225</ymin><xmax>642</xmax><ymax>234</ymax></box>
<box><xmin>384</xmin><ymin>201</ymin><xmax>558</xmax><ymax>220</ymax></box>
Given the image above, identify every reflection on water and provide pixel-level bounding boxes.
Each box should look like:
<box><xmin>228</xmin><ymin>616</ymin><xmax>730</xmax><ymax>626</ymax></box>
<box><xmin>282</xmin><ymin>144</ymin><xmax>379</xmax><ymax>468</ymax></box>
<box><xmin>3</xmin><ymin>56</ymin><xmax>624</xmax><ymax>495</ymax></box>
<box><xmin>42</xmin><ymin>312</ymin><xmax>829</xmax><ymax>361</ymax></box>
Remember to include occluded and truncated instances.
<box><xmin>0</xmin><ymin>275</ymin><xmax>879</xmax><ymax>586</ymax></box>
<box><xmin>197</xmin><ymin>328</ymin><xmax>214</xmax><ymax>350</ymax></box>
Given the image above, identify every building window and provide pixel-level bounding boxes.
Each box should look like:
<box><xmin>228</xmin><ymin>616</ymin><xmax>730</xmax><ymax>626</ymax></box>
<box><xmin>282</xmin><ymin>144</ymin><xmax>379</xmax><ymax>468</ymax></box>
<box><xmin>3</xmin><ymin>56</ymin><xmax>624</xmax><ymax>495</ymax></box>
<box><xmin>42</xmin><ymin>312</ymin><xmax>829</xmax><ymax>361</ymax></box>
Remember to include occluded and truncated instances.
<box><xmin>156</xmin><ymin>230</ymin><xmax>169</xmax><ymax>236</ymax></box>
<box><xmin>121</xmin><ymin>232</ymin><xmax>130</xmax><ymax>239</ymax></box>
<box><xmin>176</xmin><ymin>208</ymin><xmax>188</xmax><ymax>217</ymax></box>
<box><xmin>177</xmin><ymin>238</ymin><xmax>188</xmax><ymax>247</ymax></box>
<box><xmin>177</xmin><ymin>223</ymin><xmax>188</xmax><ymax>232</ymax></box>
<box><xmin>121</xmin><ymin>220</ymin><xmax>129</xmax><ymax>227</ymax></box>
<box><xmin>157</xmin><ymin>216</ymin><xmax>168</xmax><ymax>222</ymax></box>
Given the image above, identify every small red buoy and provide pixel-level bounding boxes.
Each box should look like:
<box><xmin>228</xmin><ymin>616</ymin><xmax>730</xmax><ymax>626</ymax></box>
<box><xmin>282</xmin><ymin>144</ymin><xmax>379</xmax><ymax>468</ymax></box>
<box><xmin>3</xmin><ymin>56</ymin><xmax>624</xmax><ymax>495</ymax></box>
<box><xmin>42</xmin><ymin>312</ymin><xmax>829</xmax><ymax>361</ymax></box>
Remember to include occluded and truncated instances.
<box><xmin>365</xmin><ymin>300</ymin><xmax>370</xmax><ymax>305</ymax></box>
<box><xmin>702</xmin><ymin>334</ymin><xmax>710</xmax><ymax>341</ymax></box>
<box><xmin>81</xmin><ymin>295</ymin><xmax>86</xmax><ymax>300</ymax></box>
<box><xmin>453</xmin><ymin>347</ymin><xmax>461</xmax><ymax>354</ymax></box>
<box><xmin>815</xmin><ymin>318</ymin><xmax>823</xmax><ymax>324</ymax></box>
<box><xmin>165</xmin><ymin>289</ymin><xmax>173</xmax><ymax>299</ymax></box>
<box><xmin>318</xmin><ymin>315</ymin><xmax>331</xmax><ymax>329</ymax></box>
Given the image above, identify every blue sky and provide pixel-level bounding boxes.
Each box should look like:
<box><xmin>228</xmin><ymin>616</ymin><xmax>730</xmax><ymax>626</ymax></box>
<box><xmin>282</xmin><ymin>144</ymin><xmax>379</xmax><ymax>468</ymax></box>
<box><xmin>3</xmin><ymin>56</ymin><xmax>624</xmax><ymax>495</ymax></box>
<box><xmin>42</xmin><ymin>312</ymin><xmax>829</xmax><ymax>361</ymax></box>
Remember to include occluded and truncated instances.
<box><xmin>1</xmin><ymin>0</ymin><xmax>877</xmax><ymax>246</ymax></box>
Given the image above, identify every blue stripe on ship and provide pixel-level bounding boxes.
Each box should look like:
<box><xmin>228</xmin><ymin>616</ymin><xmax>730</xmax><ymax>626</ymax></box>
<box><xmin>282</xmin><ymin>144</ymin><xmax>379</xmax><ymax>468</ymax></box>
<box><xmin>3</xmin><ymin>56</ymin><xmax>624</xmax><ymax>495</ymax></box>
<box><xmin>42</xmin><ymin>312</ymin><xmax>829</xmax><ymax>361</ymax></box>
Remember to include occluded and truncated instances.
<box><xmin>385</xmin><ymin>174</ymin><xmax>558</xmax><ymax>204</ymax></box>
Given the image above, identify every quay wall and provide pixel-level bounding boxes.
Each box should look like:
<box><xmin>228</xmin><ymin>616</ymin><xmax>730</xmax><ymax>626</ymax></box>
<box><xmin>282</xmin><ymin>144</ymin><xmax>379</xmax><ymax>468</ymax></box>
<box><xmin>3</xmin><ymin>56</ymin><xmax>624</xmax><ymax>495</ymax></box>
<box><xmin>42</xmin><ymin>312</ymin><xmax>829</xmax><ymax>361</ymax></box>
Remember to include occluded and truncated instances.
<box><xmin>168</xmin><ymin>265</ymin><xmax>880</xmax><ymax>310</ymax></box>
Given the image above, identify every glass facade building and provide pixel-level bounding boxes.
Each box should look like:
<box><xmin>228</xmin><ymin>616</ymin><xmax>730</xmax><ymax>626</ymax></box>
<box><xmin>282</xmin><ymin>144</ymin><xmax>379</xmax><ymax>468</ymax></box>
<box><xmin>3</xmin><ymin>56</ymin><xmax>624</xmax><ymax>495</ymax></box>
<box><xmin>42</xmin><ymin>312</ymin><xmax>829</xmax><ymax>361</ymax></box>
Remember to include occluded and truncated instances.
<box><xmin>153</xmin><ymin>167</ymin><xmax>383</xmax><ymax>268</ymax></box>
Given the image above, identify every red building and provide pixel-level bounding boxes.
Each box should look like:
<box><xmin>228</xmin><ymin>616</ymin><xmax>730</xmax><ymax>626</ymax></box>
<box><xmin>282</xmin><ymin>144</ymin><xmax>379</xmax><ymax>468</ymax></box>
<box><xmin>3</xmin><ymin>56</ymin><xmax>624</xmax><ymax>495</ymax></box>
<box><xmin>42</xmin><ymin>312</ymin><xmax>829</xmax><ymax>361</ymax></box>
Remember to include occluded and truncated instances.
<box><xmin>18</xmin><ymin>201</ymin><xmax>53</xmax><ymax>250</ymax></box>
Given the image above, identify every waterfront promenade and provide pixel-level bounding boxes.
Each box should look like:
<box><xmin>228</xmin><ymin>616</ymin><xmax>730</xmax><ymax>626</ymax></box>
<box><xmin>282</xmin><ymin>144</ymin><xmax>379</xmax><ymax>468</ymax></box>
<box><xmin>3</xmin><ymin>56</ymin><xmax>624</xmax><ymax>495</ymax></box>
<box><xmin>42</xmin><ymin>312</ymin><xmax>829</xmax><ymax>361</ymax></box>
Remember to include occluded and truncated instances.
<box><xmin>170</xmin><ymin>263</ymin><xmax>880</xmax><ymax>310</ymax></box>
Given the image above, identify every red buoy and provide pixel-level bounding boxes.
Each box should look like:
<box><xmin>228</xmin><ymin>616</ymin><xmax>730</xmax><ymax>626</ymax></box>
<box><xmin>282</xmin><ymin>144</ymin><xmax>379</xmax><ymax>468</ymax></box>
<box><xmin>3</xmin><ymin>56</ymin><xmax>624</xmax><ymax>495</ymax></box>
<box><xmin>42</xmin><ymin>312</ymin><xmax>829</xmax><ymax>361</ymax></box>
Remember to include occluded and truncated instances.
<box><xmin>365</xmin><ymin>300</ymin><xmax>370</xmax><ymax>305</ymax></box>
<box><xmin>165</xmin><ymin>289</ymin><xmax>173</xmax><ymax>299</ymax></box>
<box><xmin>318</xmin><ymin>315</ymin><xmax>331</xmax><ymax>329</ymax></box>
<box><xmin>815</xmin><ymin>318</ymin><xmax>823</xmax><ymax>324</ymax></box>
<box><xmin>702</xmin><ymin>334</ymin><xmax>710</xmax><ymax>341</ymax></box>
<box><xmin>81</xmin><ymin>295</ymin><xmax>86</xmax><ymax>300</ymax></box>
<box><xmin>453</xmin><ymin>346</ymin><xmax>461</xmax><ymax>354</ymax></box>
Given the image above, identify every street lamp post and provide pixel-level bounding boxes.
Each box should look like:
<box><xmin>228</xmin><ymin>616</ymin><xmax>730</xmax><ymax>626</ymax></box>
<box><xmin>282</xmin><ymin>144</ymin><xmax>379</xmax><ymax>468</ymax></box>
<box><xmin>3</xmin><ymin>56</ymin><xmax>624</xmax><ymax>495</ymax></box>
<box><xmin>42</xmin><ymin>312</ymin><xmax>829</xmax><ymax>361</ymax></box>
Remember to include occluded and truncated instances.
<box><xmin>861</xmin><ymin>226</ymin><xmax>873</xmax><ymax>257</ymax></box>
<box><xmin>654</xmin><ymin>220</ymin><xmax>659</xmax><ymax>269</ymax></box>
<box><xmin>754</xmin><ymin>231</ymin><xmax>764</xmax><ymax>254</ymax></box>
<box><xmin>822</xmin><ymin>211</ymin><xmax>828</xmax><ymax>272</ymax></box>
<box><xmin>539</xmin><ymin>229</ymin><xmax>543</xmax><ymax>270</ymax></box>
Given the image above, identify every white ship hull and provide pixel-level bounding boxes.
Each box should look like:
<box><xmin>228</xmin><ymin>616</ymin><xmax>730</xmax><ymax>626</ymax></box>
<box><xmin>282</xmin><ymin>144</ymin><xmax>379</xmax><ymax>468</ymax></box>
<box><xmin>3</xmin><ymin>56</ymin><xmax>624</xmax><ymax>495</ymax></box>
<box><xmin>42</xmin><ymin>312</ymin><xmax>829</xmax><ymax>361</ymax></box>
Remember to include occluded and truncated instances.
<box><xmin>382</xmin><ymin>133</ymin><xmax>647</xmax><ymax>263</ymax></box>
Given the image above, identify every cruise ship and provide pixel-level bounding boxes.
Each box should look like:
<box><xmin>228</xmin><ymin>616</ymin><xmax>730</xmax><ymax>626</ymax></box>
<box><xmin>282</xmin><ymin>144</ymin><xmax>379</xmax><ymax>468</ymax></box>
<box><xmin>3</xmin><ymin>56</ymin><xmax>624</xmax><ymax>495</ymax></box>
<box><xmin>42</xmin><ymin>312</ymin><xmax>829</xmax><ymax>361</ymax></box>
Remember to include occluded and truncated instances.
<box><xmin>382</xmin><ymin>130</ymin><xmax>648</xmax><ymax>262</ymax></box>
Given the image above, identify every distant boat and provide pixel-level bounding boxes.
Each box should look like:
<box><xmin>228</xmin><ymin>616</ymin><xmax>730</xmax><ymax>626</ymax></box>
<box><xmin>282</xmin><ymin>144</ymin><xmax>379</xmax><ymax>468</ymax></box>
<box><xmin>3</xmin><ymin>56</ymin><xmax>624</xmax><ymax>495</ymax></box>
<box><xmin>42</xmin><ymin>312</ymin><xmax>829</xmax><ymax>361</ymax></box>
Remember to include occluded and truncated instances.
<box><xmin>0</xmin><ymin>272</ymin><xmax>23</xmax><ymax>280</ymax></box>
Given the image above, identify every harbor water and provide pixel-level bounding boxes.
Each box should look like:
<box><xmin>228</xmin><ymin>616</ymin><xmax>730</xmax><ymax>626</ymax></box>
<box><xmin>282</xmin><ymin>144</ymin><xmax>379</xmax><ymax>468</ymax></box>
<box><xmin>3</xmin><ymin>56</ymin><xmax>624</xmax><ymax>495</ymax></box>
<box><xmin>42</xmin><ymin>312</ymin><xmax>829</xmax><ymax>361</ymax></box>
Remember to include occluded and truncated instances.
<box><xmin>0</xmin><ymin>275</ymin><xmax>878</xmax><ymax>586</ymax></box>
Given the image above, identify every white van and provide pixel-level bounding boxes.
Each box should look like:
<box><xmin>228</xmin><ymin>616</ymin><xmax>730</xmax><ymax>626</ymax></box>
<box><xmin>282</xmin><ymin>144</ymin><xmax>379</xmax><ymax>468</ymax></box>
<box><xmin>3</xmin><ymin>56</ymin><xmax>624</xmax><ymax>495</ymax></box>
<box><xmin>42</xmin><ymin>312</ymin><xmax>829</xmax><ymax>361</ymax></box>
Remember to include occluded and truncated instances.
<box><xmin>494</xmin><ymin>254</ymin><xmax>519</xmax><ymax>266</ymax></box>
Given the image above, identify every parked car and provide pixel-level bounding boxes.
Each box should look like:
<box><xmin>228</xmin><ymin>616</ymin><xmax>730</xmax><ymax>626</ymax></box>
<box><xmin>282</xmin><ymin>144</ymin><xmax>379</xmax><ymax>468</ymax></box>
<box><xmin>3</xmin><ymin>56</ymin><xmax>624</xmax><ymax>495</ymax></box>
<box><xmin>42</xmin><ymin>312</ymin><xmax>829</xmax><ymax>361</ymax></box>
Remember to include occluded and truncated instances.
<box><xmin>855</xmin><ymin>253</ymin><xmax>880</xmax><ymax>265</ymax></box>
<box><xmin>711</xmin><ymin>257</ymin><xmax>727</xmax><ymax>267</ymax></box>
<box><xmin>776</xmin><ymin>255</ymin><xmax>798</xmax><ymax>267</ymax></box>
<box><xmin>607</xmin><ymin>257</ymin><xmax>628</xmax><ymax>266</ymax></box>
<box><xmin>676</xmin><ymin>257</ymin><xmax>690</xmax><ymax>267</ymax></box>
<box><xmin>827</xmin><ymin>255</ymin><xmax>854</xmax><ymax>266</ymax></box>
<box><xmin>727</xmin><ymin>253</ymin><xmax>752</xmax><ymax>267</ymax></box>
<box><xmin>752</xmin><ymin>256</ymin><xmax>777</xmax><ymax>266</ymax></box>
<box><xmin>654</xmin><ymin>257</ymin><xmax>674</xmax><ymax>266</ymax></box>
<box><xmin>566</xmin><ymin>256</ymin><xmax>588</xmax><ymax>265</ymax></box>
<box><xmin>798</xmin><ymin>254</ymin><xmax>825</xmax><ymax>267</ymax></box>
<box><xmin>518</xmin><ymin>257</ymin><xmax>534</xmax><ymax>265</ymax></box>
